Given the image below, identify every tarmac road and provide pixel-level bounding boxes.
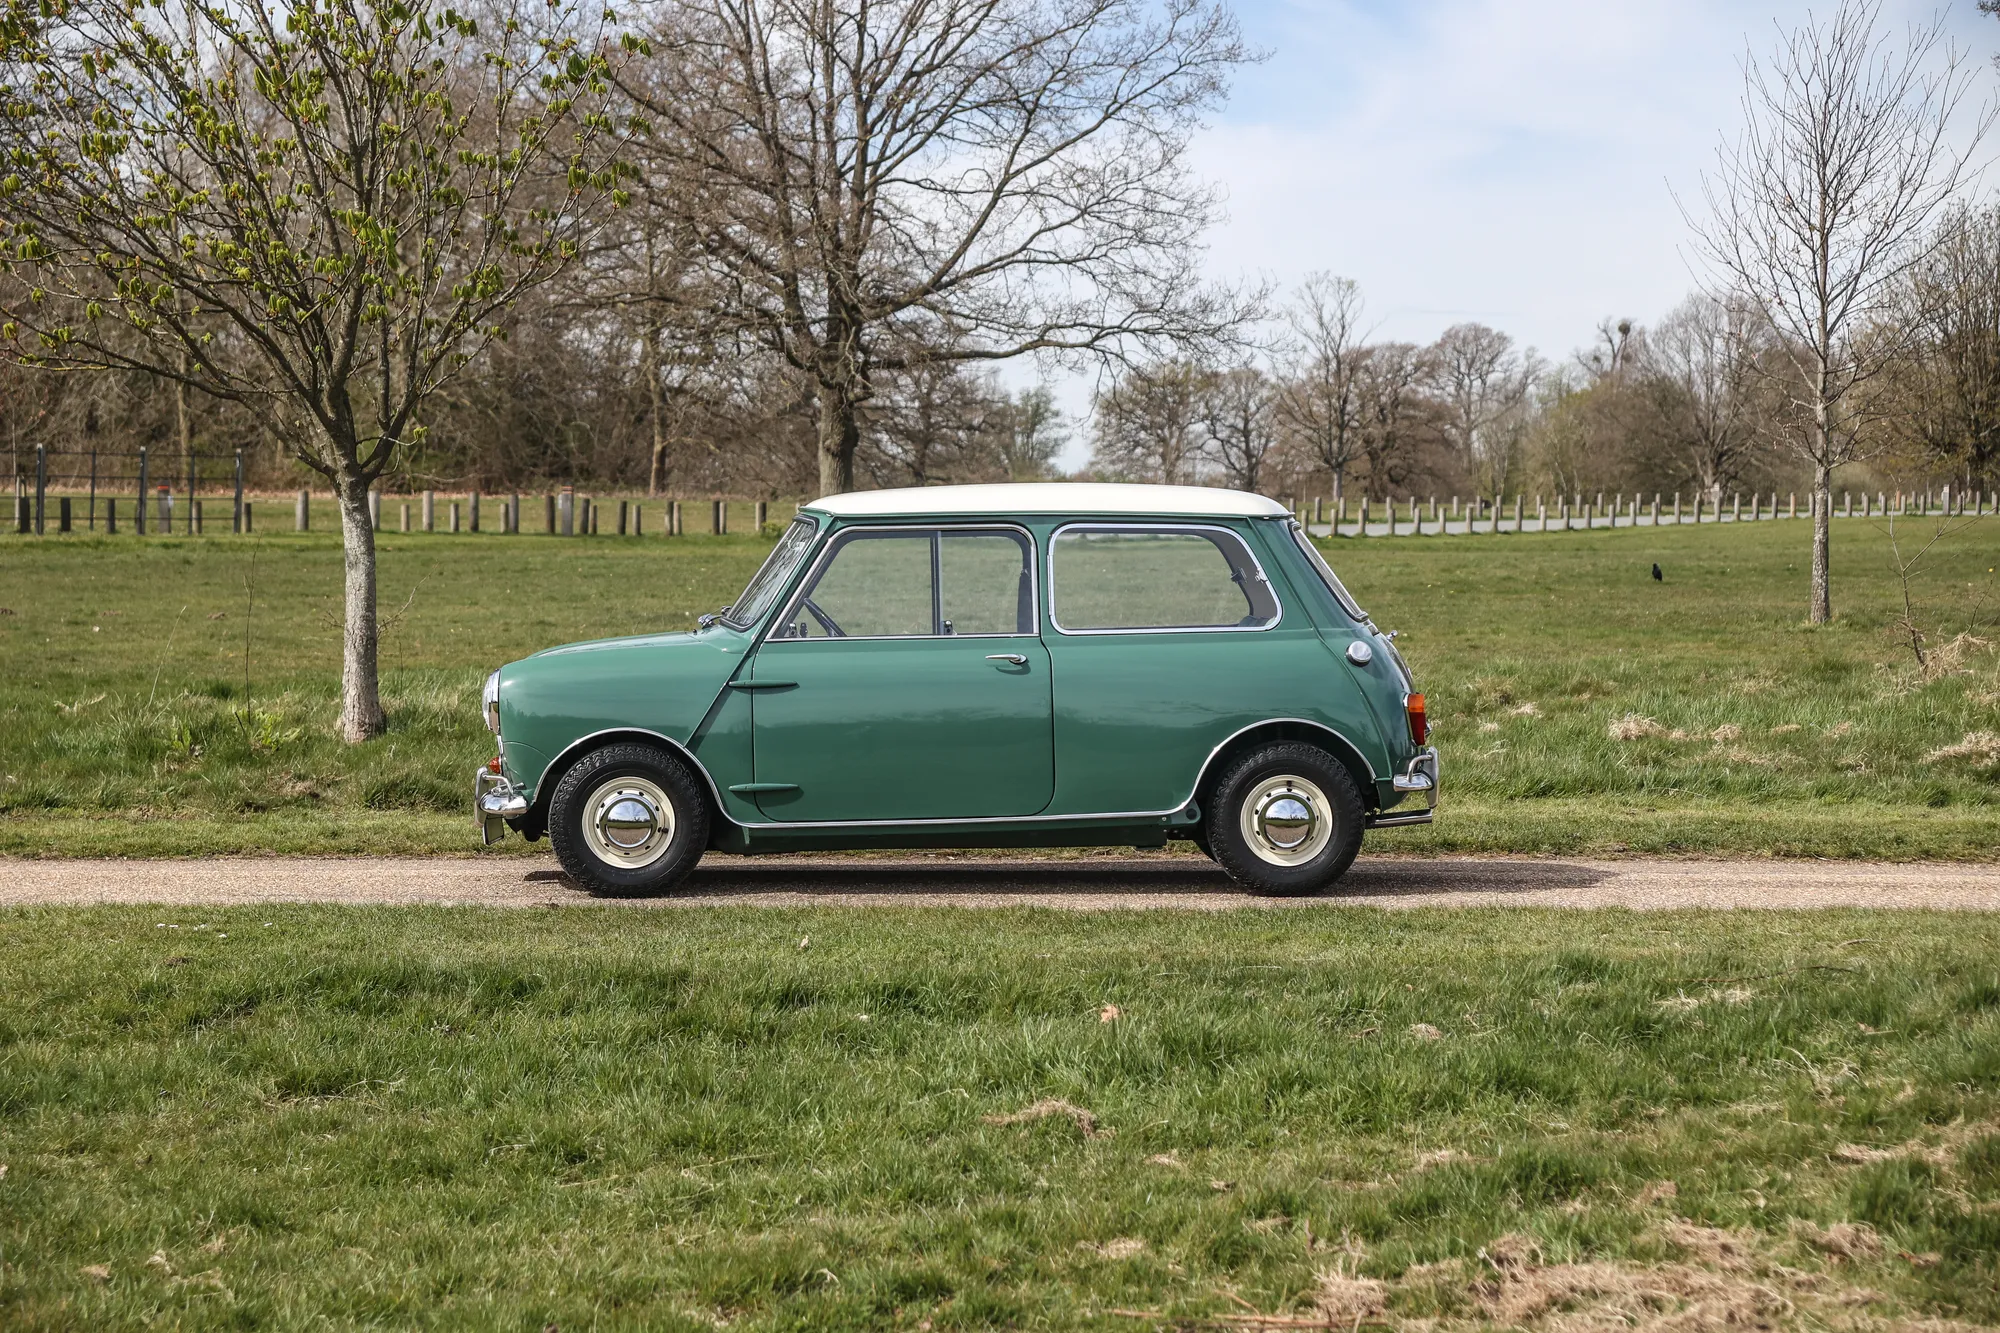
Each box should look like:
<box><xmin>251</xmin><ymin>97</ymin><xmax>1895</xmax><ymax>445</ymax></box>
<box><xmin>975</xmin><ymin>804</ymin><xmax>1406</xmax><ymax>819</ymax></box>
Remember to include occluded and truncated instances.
<box><xmin>2</xmin><ymin>853</ymin><xmax>1999</xmax><ymax>909</ymax></box>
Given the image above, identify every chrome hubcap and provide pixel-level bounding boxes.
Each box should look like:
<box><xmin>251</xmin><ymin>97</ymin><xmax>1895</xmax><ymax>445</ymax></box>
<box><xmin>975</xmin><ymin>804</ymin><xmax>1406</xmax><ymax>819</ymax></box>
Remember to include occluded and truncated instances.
<box><xmin>1240</xmin><ymin>775</ymin><xmax>1332</xmax><ymax>867</ymax></box>
<box><xmin>581</xmin><ymin>777</ymin><xmax>675</xmax><ymax>870</ymax></box>
<box><xmin>1259</xmin><ymin>796</ymin><xmax>1315</xmax><ymax>849</ymax></box>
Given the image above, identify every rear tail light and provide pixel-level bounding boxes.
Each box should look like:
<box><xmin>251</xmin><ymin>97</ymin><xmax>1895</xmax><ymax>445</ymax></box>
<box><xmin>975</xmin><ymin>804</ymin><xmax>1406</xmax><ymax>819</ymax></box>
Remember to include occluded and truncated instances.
<box><xmin>1406</xmin><ymin>693</ymin><xmax>1428</xmax><ymax>746</ymax></box>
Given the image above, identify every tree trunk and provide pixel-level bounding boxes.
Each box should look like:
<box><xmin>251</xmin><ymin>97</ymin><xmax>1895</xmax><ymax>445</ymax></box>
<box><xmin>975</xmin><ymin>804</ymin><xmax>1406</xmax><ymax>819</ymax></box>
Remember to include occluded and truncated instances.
<box><xmin>817</xmin><ymin>379</ymin><xmax>859</xmax><ymax>496</ymax></box>
<box><xmin>174</xmin><ymin>377</ymin><xmax>192</xmax><ymax>475</ymax></box>
<box><xmin>174</xmin><ymin>353</ymin><xmax>192</xmax><ymax>531</ymax></box>
<box><xmin>1809</xmin><ymin>461</ymin><xmax>1833</xmax><ymax>625</ymax></box>
<box><xmin>644</xmin><ymin>322</ymin><xmax>668</xmax><ymax>497</ymax></box>
<box><xmin>335</xmin><ymin>465</ymin><xmax>385</xmax><ymax>742</ymax></box>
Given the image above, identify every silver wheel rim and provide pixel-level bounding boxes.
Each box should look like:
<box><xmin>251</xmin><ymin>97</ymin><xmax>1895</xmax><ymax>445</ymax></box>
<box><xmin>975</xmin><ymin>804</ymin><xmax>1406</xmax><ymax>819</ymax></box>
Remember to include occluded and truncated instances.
<box><xmin>1239</xmin><ymin>774</ymin><xmax>1332</xmax><ymax>867</ymax></box>
<box><xmin>580</xmin><ymin>776</ymin><xmax>676</xmax><ymax>870</ymax></box>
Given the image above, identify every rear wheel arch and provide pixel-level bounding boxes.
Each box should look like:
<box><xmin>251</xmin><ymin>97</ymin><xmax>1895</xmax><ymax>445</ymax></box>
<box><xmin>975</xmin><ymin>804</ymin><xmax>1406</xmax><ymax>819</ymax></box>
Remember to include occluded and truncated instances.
<box><xmin>1193</xmin><ymin>720</ymin><xmax>1380</xmax><ymax>820</ymax></box>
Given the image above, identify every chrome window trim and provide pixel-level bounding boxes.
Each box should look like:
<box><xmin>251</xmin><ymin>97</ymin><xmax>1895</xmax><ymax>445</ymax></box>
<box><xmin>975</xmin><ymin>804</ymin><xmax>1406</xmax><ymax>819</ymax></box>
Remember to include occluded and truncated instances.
<box><xmin>720</xmin><ymin>513</ymin><xmax>822</xmax><ymax>631</ymax></box>
<box><xmin>1046</xmin><ymin>521</ymin><xmax>1284</xmax><ymax>636</ymax></box>
<box><xmin>761</xmin><ymin>522</ymin><xmax>1042</xmax><ymax>644</ymax></box>
<box><xmin>1284</xmin><ymin>519</ymin><xmax>1368</xmax><ymax>623</ymax></box>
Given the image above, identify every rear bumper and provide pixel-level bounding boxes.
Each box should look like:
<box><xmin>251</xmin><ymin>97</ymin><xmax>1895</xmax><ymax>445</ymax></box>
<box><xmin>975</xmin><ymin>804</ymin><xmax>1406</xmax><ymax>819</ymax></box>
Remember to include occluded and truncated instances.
<box><xmin>475</xmin><ymin>768</ymin><xmax>528</xmax><ymax>846</ymax></box>
<box><xmin>1369</xmin><ymin>748</ymin><xmax>1438</xmax><ymax>828</ymax></box>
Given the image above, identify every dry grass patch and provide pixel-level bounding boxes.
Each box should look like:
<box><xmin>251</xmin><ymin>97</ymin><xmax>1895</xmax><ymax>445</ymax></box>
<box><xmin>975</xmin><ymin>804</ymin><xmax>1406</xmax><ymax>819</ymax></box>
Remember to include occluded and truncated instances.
<box><xmin>1924</xmin><ymin>732</ymin><xmax>2000</xmax><ymax>768</ymax></box>
<box><xmin>1139</xmin><ymin>1223</ymin><xmax>1942</xmax><ymax>1333</ymax></box>
<box><xmin>981</xmin><ymin>1097</ymin><xmax>1112</xmax><ymax>1138</ymax></box>
<box><xmin>1608</xmin><ymin>714</ymin><xmax>1670</xmax><ymax>741</ymax></box>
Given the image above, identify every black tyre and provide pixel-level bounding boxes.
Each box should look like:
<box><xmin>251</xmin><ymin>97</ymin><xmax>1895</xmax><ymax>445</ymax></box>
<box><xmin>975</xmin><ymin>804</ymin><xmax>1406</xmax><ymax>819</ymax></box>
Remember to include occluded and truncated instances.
<box><xmin>548</xmin><ymin>743</ymin><xmax>710</xmax><ymax>895</ymax></box>
<box><xmin>1206</xmin><ymin>742</ymin><xmax>1365</xmax><ymax>896</ymax></box>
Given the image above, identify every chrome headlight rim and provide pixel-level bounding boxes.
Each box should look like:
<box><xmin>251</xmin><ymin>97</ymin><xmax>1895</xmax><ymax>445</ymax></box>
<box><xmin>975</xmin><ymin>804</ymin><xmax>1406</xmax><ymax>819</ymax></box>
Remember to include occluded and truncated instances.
<box><xmin>482</xmin><ymin>670</ymin><xmax>501</xmax><ymax>735</ymax></box>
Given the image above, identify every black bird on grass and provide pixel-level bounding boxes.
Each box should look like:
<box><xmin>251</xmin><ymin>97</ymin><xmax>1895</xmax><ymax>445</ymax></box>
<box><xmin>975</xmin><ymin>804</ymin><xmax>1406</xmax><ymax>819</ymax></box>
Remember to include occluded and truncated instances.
<box><xmin>1652</xmin><ymin>563</ymin><xmax>1663</xmax><ymax>582</ymax></box>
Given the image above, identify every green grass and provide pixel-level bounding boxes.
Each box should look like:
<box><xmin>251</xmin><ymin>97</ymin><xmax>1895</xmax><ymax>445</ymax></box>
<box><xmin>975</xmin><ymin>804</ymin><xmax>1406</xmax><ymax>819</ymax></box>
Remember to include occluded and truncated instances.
<box><xmin>0</xmin><ymin>529</ymin><xmax>773</xmax><ymax>855</ymax></box>
<box><xmin>1</xmin><ymin>518</ymin><xmax>1998</xmax><ymax>857</ymax></box>
<box><xmin>1</xmin><ymin>907</ymin><xmax>1997</xmax><ymax>1329</ymax></box>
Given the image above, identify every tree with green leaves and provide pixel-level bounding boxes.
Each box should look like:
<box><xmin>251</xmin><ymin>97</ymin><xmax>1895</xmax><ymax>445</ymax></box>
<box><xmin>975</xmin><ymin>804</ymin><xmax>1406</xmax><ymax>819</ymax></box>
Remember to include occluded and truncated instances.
<box><xmin>0</xmin><ymin>0</ymin><xmax>622</xmax><ymax>739</ymax></box>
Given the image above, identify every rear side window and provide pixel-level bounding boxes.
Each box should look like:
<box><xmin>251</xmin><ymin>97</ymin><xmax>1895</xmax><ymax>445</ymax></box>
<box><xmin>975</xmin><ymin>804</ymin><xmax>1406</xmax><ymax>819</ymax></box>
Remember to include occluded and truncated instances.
<box><xmin>1050</xmin><ymin>525</ymin><xmax>1280</xmax><ymax>632</ymax></box>
<box><xmin>1286</xmin><ymin>521</ymin><xmax>1367</xmax><ymax>622</ymax></box>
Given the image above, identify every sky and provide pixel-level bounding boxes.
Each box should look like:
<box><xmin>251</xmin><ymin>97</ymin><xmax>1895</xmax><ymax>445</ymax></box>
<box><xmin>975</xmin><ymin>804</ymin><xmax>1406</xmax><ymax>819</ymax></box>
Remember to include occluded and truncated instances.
<box><xmin>1046</xmin><ymin>0</ymin><xmax>2000</xmax><ymax>468</ymax></box>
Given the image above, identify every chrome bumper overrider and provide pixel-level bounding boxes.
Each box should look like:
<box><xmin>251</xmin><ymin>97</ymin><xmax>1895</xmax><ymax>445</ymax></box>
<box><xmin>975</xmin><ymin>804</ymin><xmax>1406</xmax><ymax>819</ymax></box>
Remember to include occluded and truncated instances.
<box><xmin>1369</xmin><ymin>748</ymin><xmax>1439</xmax><ymax>828</ymax></box>
<box><xmin>475</xmin><ymin>768</ymin><xmax>529</xmax><ymax>846</ymax></box>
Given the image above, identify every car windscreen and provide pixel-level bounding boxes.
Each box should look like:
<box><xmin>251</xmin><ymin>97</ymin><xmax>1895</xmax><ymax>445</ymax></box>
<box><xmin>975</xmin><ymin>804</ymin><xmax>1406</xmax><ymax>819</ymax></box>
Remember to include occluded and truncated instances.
<box><xmin>723</xmin><ymin>515</ymin><xmax>819</xmax><ymax>629</ymax></box>
<box><xmin>1287</xmin><ymin>521</ymin><xmax>1367</xmax><ymax>622</ymax></box>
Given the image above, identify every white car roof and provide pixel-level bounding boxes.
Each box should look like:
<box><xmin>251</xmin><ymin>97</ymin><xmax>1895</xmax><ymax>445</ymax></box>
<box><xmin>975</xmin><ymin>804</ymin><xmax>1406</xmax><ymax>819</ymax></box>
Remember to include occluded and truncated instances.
<box><xmin>803</xmin><ymin>482</ymin><xmax>1291</xmax><ymax>519</ymax></box>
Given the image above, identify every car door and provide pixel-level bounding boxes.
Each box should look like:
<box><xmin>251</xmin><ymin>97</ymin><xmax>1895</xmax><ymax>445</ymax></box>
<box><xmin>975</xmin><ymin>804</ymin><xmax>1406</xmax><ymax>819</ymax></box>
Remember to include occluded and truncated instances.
<box><xmin>745</xmin><ymin>524</ymin><xmax>1054</xmax><ymax>822</ymax></box>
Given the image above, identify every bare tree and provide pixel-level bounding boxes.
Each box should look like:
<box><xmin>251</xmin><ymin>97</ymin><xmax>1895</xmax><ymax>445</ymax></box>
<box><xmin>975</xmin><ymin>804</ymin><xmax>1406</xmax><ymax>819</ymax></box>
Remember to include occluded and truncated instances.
<box><xmin>621</xmin><ymin>0</ymin><xmax>1251</xmax><ymax>496</ymax></box>
<box><xmin>0</xmin><ymin>0</ymin><xmax>616</xmax><ymax>739</ymax></box>
<box><xmin>1090</xmin><ymin>358</ymin><xmax>1208</xmax><ymax>483</ymax></box>
<box><xmin>1643</xmin><ymin>293</ymin><xmax>1768</xmax><ymax>500</ymax></box>
<box><xmin>1580</xmin><ymin>318</ymin><xmax>1638</xmax><ymax>382</ymax></box>
<box><xmin>1351</xmin><ymin>342</ymin><xmax>1434</xmax><ymax>494</ymax></box>
<box><xmin>1273</xmin><ymin>274</ymin><xmax>1367</xmax><ymax>495</ymax></box>
<box><xmin>1430</xmin><ymin>322</ymin><xmax>1535</xmax><ymax>492</ymax></box>
<box><xmin>1886</xmin><ymin>202</ymin><xmax>2000</xmax><ymax>491</ymax></box>
<box><xmin>1201</xmin><ymin>364</ymin><xmax>1279</xmax><ymax>492</ymax></box>
<box><xmin>995</xmin><ymin>385</ymin><xmax>1070</xmax><ymax>482</ymax></box>
<box><xmin>864</xmin><ymin>361</ymin><xmax>1008</xmax><ymax>487</ymax></box>
<box><xmin>1687</xmin><ymin>0</ymin><xmax>1989</xmax><ymax>622</ymax></box>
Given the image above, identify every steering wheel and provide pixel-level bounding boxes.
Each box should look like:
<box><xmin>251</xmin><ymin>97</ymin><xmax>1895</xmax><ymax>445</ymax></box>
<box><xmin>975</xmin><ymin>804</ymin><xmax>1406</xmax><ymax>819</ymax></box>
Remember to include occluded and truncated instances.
<box><xmin>801</xmin><ymin>596</ymin><xmax>847</xmax><ymax>638</ymax></box>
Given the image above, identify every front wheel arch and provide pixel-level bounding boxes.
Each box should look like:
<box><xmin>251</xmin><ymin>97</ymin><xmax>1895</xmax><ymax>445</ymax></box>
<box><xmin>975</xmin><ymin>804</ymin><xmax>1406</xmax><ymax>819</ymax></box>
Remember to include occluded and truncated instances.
<box><xmin>523</xmin><ymin>729</ymin><xmax>726</xmax><ymax>846</ymax></box>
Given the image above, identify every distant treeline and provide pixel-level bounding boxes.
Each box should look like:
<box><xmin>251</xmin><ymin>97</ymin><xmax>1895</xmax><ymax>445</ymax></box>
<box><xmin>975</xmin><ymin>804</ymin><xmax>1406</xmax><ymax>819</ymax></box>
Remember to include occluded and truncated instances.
<box><xmin>7</xmin><ymin>207</ymin><xmax>2000</xmax><ymax>505</ymax></box>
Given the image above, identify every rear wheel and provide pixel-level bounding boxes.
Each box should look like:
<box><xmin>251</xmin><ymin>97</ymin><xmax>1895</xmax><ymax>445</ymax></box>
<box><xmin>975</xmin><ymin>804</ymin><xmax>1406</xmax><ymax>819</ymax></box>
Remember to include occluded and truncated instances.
<box><xmin>549</xmin><ymin>743</ymin><xmax>709</xmax><ymax>895</ymax></box>
<box><xmin>1207</xmin><ymin>742</ymin><xmax>1365</xmax><ymax>896</ymax></box>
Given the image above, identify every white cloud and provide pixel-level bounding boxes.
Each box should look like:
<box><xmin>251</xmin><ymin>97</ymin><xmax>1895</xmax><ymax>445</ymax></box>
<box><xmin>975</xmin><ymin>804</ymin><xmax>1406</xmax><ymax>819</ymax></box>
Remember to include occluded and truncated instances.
<box><xmin>1040</xmin><ymin>0</ymin><xmax>1997</xmax><ymax>469</ymax></box>
<box><xmin>1198</xmin><ymin>0</ymin><xmax>1994</xmax><ymax>354</ymax></box>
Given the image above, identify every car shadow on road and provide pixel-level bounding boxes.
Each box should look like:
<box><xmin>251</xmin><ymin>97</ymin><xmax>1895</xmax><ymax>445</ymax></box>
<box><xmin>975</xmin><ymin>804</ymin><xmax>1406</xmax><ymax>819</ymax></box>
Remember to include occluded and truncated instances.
<box><xmin>539</xmin><ymin>856</ymin><xmax>1617</xmax><ymax>902</ymax></box>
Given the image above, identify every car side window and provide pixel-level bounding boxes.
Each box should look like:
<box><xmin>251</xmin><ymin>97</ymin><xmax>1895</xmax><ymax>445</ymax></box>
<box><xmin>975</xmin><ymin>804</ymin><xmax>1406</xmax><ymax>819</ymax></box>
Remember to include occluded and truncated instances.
<box><xmin>1051</xmin><ymin>525</ymin><xmax>1280</xmax><ymax>632</ymax></box>
<box><xmin>774</xmin><ymin>527</ymin><xmax>1035</xmax><ymax>639</ymax></box>
<box><xmin>941</xmin><ymin>531</ymin><xmax>1034</xmax><ymax>635</ymax></box>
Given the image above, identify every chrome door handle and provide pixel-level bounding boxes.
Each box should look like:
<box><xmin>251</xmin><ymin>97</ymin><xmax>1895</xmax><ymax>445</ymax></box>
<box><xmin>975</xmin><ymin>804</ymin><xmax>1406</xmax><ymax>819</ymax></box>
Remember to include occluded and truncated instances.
<box><xmin>985</xmin><ymin>653</ymin><xmax>1028</xmax><ymax>666</ymax></box>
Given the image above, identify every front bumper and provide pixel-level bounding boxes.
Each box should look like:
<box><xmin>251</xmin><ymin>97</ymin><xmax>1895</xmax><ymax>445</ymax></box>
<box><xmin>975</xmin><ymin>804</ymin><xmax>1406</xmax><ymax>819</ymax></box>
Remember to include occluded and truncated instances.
<box><xmin>1368</xmin><ymin>748</ymin><xmax>1439</xmax><ymax>828</ymax></box>
<box><xmin>475</xmin><ymin>767</ymin><xmax>529</xmax><ymax>846</ymax></box>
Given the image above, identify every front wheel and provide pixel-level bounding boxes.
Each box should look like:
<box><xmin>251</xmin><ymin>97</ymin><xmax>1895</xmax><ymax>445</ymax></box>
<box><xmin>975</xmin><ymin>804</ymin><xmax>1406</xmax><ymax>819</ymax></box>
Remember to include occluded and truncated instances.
<box><xmin>1207</xmin><ymin>742</ymin><xmax>1365</xmax><ymax>896</ymax></box>
<box><xmin>549</xmin><ymin>743</ymin><xmax>710</xmax><ymax>895</ymax></box>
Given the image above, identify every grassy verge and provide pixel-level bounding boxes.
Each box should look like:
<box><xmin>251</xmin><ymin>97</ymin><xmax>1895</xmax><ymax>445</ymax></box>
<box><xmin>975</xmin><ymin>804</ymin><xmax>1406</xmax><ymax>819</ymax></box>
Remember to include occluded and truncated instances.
<box><xmin>1</xmin><ymin>907</ymin><xmax>1996</xmax><ymax>1329</ymax></box>
<box><xmin>6</xmin><ymin>797</ymin><xmax>2000</xmax><ymax>860</ymax></box>
<box><xmin>1</xmin><ymin>518</ymin><xmax>1997</xmax><ymax>857</ymax></box>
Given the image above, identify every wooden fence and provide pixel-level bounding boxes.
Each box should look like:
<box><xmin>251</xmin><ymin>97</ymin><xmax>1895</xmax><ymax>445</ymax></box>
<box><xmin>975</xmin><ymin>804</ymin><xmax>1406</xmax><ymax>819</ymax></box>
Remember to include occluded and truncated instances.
<box><xmin>10</xmin><ymin>452</ymin><xmax>1995</xmax><ymax>540</ymax></box>
<box><xmin>1292</xmin><ymin>487</ymin><xmax>1996</xmax><ymax>537</ymax></box>
<box><xmin>8</xmin><ymin>445</ymin><xmax>794</xmax><ymax>538</ymax></box>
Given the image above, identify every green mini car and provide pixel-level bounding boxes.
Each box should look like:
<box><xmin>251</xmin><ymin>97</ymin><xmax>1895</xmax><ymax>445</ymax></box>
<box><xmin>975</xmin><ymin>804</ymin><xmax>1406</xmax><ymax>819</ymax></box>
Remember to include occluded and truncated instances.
<box><xmin>475</xmin><ymin>483</ymin><xmax>1437</xmax><ymax>895</ymax></box>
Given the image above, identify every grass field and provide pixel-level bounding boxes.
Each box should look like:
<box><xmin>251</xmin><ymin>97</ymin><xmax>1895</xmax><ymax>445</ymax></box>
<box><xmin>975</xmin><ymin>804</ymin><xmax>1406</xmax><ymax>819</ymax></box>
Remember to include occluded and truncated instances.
<box><xmin>1</xmin><ymin>516</ymin><xmax>1997</xmax><ymax>857</ymax></box>
<box><xmin>0</xmin><ymin>907</ymin><xmax>1995</xmax><ymax>1330</ymax></box>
